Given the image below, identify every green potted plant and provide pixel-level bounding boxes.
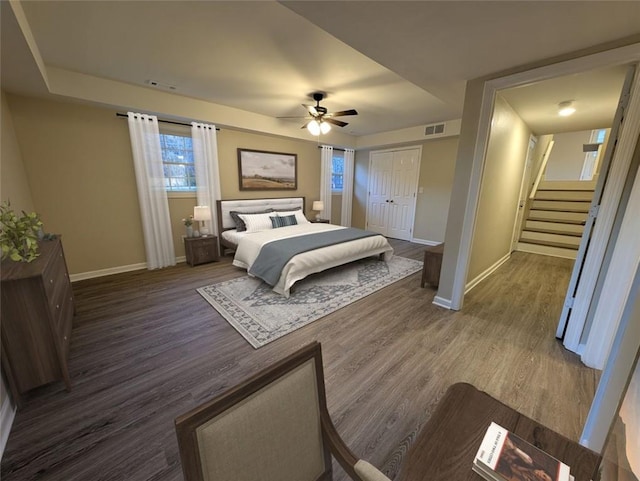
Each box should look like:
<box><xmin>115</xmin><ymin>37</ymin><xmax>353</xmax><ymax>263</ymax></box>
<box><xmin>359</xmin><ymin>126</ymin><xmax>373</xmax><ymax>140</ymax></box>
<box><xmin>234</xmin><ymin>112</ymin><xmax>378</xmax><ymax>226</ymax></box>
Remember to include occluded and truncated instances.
<box><xmin>0</xmin><ymin>201</ymin><xmax>43</xmax><ymax>262</ymax></box>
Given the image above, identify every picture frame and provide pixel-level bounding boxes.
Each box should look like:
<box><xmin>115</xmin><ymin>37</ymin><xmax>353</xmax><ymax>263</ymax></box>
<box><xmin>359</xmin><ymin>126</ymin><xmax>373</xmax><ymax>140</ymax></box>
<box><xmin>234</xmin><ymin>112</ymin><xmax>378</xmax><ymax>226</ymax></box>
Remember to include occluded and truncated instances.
<box><xmin>237</xmin><ymin>148</ymin><xmax>297</xmax><ymax>191</ymax></box>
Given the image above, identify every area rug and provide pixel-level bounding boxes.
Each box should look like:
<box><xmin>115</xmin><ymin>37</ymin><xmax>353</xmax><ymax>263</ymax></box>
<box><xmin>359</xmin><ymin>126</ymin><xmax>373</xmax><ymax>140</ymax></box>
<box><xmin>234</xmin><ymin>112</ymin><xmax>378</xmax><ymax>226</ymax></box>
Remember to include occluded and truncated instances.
<box><xmin>197</xmin><ymin>256</ymin><xmax>423</xmax><ymax>348</ymax></box>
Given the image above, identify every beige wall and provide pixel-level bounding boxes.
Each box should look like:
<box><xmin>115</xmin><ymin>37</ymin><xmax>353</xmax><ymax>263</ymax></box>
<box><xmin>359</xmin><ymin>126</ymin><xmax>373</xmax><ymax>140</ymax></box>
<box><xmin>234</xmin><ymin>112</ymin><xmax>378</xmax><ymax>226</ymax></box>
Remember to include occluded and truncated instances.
<box><xmin>467</xmin><ymin>95</ymin><xmax>531</xmax><ymax>282</ymax></box>
<box><xmin>353</xmin><ymin>138</ymin><xmax>458</xmax><ymax>242</ymax></box>
<box><xmin>545</xmin><ymin>130</ymin><xmax>593</xmax><ymax>180</ymax></box>
<box><xmin>413</xmin><ymin>137</ymin><xmax>458</xmax><ymax>243</ymax></box>
<box><xmin>330</xmin><ymin>193</ymin><xmax>342</xmax><ymax>224</ymax></box>
<box><xmin>1</xmin><ymin>91</ymin><xmax>34</xmax><ymax>213</ymax></box>
<box><xmin>5</xmin><ymin>94</ymin><xmax>321</xmax><ymax>275</ymax></box>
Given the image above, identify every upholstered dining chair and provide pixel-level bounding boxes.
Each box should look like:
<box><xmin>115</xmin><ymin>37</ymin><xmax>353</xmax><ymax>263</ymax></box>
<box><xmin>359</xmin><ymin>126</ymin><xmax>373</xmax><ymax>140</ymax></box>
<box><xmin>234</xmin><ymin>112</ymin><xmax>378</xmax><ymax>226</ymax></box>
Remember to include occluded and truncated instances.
<box><xmin>174</xmin><ymin>341</ymin><xmax>391</xmax><ymax>481</ymax></box>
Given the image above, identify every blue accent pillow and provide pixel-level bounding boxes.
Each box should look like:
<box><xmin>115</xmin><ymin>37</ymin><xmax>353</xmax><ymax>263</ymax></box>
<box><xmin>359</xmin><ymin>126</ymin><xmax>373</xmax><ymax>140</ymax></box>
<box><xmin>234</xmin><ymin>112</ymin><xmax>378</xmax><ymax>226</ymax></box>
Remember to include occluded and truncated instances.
<box><xmin>270</xmin><ymin>214</ymin><xmax>298</xmax><ymax>228</ymax></box>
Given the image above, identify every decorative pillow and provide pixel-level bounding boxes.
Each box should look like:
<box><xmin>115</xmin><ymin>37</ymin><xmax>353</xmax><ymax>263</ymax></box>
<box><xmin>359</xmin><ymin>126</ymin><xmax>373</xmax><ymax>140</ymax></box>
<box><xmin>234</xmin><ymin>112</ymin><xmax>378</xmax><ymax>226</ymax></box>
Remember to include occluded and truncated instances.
<box><xmin>275</xmin><ymin>209</ymin><xmax>309</xmax><ymax>224</ymax></box>
<box><xmin>238</xmin><ymin>212</ymin><xmax>275</xmax><ymax>233</ymax></box>
<box><xmin>270</xmin><ymin>214</ymin><xmax>298</xmax><ymax>229</ymax></box>
<box><xmin>230</xmin><ymin>209</ymin><xmax>273</xmax><ymax>232</ymax></box>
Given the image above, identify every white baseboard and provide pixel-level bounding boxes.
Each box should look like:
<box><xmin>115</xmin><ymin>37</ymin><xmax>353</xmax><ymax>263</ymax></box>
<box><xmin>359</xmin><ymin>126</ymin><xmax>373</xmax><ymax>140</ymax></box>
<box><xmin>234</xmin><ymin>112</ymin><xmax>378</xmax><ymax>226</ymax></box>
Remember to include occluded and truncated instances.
<box><xmin>433</xmin><ymin>295</ymin><xmax>453</xmax><ymax>310</ymax></box>
<box><xmin>70</xmin><ymin>256</ymin><xmax>187</xmax><ymax>282</ymax></box>
<box><xmin>410</xmin><ymin>237</ymin><xmax>442</xmax><ymax>247</ymax></box>
<box><xmin>0</xmin><ymin>396</ymin><xmax>16</xmax><ymax>460</ymax></box>
<box><xmin>465</xmin><ymin>252</ymin><xmax>511</xmax><ymax>294</ymax></box>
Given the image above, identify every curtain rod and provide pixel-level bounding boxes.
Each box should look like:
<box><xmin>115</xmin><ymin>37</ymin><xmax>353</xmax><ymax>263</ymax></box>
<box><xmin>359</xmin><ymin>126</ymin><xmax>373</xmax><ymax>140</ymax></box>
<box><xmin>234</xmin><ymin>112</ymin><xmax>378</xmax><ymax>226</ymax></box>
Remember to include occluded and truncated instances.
<box><xmin>116</xmin><ymin>112</ymin><xmax>219</xmax><ymax>130</ymax></box>
<box><xmin>317</xmin><ymin>146</ymin><xmax>348</xmax><ymax>152</ymax></box>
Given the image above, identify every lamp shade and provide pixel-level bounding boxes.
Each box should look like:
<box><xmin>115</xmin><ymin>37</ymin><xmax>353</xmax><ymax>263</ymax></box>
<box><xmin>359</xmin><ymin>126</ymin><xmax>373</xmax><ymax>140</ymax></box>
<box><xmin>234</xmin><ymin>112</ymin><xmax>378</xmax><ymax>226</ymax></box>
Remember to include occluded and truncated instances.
<box><xmin>319</xmin><ymin>121</ymin><xmax>331</xmax><ymax>134</ymax></box>
<box><xmin>193</xmin><ymin>205</ymin><xmax>211</xmax><ymax>221</ymax></box>
<box><xmin>307</xmin><ymin>120</ymin><xmax>321</xmax><ymax>136</ymax></box>
<box><xmin>312</xmin><ymin>201</ymin><xmax>324</xmax><ymax>211</ymax></box>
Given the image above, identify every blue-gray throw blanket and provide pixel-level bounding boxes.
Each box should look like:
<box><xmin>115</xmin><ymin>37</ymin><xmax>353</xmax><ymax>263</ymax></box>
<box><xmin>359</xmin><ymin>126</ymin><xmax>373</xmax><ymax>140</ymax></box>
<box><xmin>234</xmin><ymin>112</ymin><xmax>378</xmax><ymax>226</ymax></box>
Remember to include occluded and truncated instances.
<box><xmin>249</xmin><ymin>228</ymin><xmax>380</xmax><ymax>286</ymax></box>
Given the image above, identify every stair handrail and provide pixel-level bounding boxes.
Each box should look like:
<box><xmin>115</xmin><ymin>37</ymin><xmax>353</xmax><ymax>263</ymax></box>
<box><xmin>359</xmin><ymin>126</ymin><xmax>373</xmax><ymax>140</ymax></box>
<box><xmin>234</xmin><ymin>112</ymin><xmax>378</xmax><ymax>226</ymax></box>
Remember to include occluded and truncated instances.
<box><xmin>529</xmin><ymin>140</ymin><xmax>555</xmax><ymax>199</ymax></box>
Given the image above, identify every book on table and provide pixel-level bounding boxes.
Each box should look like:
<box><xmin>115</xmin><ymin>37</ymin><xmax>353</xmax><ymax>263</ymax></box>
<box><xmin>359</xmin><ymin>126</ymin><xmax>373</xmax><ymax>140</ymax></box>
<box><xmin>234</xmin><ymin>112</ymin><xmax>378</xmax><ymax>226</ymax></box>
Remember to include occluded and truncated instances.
<box><xmin>473</xmin><ymin>422</ymin><xmax>571</xmax><ymax>481</ymax></box>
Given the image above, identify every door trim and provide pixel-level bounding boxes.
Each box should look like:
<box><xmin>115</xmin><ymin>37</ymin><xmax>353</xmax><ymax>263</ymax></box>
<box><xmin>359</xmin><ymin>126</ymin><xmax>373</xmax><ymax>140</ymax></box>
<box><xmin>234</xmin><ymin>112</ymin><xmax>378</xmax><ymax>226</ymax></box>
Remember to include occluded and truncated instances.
<box><xmin>558</xmin><ymin>65</ymin><xmax>638</xmax><ymax>351</ymax></box>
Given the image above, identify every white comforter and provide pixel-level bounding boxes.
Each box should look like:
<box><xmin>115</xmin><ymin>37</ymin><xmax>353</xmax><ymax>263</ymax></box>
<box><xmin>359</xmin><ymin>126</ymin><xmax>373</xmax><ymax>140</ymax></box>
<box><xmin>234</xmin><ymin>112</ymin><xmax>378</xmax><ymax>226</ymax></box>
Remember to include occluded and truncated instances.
<box><xmin>233</xmin><ymin>223</ymin><xmax>394</xmax><ymax>297</ymax></box>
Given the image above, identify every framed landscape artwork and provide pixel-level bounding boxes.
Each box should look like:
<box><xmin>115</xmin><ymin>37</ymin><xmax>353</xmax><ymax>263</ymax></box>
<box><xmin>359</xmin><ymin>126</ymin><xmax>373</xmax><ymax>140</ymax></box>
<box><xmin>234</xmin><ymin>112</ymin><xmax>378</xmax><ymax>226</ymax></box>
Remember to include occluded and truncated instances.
<box><xmin>238</xmin><ymin>148</ymin><xmax>297</xmax><ymax>191</ymax></box>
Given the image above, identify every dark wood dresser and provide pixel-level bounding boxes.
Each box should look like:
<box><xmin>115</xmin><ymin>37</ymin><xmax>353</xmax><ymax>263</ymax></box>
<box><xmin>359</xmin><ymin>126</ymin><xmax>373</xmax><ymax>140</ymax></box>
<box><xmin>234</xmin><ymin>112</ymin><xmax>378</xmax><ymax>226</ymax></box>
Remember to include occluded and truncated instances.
<box><xmin>1</xmin><ymin>238</ymin><xmax>74</xmax><ymax>405</ymax></box>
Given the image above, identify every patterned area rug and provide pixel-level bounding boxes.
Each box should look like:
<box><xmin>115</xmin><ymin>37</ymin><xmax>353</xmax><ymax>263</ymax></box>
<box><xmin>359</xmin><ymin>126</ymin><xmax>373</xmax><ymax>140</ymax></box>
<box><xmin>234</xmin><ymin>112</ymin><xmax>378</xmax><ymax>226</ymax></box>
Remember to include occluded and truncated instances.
<box><xmin>197</xmin><ymin>256</ymin><xmax>423</xmax><ymax>348</ymax></box>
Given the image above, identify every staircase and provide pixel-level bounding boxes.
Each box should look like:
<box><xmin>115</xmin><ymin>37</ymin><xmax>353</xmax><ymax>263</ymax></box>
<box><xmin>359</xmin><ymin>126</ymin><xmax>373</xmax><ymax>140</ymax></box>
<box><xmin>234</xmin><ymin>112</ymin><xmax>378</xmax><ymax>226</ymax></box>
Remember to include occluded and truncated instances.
<box><xmin>517</xmin><ymin>181</ymin><xmax>595</xmax><ymax>259</ymax></box>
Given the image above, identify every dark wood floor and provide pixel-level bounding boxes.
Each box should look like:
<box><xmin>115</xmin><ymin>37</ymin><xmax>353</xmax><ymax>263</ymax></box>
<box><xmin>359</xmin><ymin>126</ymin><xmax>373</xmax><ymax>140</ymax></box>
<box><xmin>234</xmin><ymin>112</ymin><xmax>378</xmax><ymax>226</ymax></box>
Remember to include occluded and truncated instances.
<box><xmin>1</xmin><ymin>241</ymin><xmax>598</xmax><ymax>480</ymax></box>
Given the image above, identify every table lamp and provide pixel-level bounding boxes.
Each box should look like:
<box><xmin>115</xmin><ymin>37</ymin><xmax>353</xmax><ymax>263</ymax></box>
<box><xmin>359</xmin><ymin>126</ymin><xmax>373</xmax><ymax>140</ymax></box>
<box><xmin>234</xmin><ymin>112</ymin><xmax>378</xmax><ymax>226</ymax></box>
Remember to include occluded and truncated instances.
<box><xmin>193</xmin><ymin>205</ymin><xmax>211</xmax><ymax>236</ymax></box>
<box><xmin>312</xmin><ymin>201</ymin><xmax>324</xmax><ymax>221</ymax></box>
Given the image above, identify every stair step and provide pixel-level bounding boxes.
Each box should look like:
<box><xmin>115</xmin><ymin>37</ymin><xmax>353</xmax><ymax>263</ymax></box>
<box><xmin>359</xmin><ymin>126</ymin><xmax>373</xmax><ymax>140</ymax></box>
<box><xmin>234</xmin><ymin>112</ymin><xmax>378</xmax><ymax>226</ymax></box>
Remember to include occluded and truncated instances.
<box><xmin>531</xmin><ymin>200</ymin><xmax>591</xmax><ymax>212</ymax></box>
<box><xmin>520</xmin><ymin>230</ymin><xmax>582</xmax><ymax>248</ymax></box>
<box><xmin>528</xmin><ymin>209</ymin><xmax>587</xmax><ymax>224</ymax></box>
<box><xmin>525</xmin><ymin>220</ymin><xmax>585</xmax><ymax>236</ymax></box>
<box><xmin>516</xmin><ymin>242</ymin><xmax>578</xmax><ymax>260</ymax></box>
<box><xmin>518</xmin><ymin>237</ymin><xmax>580</xmax><ymax>250</ymax></box>
<box><xmin>535</xmin><ymin>190</ymin><xmax>594</xmax><ymax>202</ymax></box>
<box><xmin>538</xmin><ymin>180</ymin><xmax>597</xmax><ymax>191</ymax></box>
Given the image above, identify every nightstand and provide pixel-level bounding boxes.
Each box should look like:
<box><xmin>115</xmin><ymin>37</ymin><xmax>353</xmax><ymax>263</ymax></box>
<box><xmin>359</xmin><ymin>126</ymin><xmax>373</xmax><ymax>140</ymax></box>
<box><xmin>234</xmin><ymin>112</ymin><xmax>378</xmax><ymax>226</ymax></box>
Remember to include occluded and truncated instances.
<box><xmin>311</xmin><ymin>218</ymin><xmax>330</xmax><ymax>224</ymax></box>
<box><xmin>184</xmin><ymin>236</ymin><xmax>219</xmax><ymax>266</ymax></box>
<box><xmin>421</xmin><ymin>243</ymin><xmax>444</xmax><ymax>288</ymax></box>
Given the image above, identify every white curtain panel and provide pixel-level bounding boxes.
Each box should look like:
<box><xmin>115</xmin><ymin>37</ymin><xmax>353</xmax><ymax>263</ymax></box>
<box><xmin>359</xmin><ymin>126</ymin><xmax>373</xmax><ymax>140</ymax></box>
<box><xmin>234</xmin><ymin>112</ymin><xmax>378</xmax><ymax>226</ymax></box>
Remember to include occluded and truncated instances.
<box><xmin>341</xmin><ymin>148</ymin><xmax>355</xmax><ymax>227</ymax></box>
<box><xmin>127</xmin><ymin>112</ymin><xmax>176</xmax><ymax>269</ymax></box>
<box><xmin>320</xmin><ymin>145</ymin><xmax>333</xmax><ymax>221</ymax></box>
<box><xmin>191</xmin><ymin>122</ymin><xmax>221</xmax><ymax>235</ymax></box>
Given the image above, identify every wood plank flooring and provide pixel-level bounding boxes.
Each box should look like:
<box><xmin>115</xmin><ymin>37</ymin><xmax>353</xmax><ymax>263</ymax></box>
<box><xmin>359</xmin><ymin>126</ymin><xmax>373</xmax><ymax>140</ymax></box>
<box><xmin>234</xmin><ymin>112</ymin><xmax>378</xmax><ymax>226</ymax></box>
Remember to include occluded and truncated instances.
<box><xmin>0</xmin><ymin>241</ymin><xmax>599</xmax><ymax>480</ymax></box>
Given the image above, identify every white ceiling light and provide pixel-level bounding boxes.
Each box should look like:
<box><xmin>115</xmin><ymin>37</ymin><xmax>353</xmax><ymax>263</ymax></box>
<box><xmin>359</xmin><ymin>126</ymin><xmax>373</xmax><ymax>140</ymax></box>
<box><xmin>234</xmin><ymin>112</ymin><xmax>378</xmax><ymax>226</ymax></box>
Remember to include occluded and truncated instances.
<box><xmin>306</xmin><ymin>120</ymin><xmax>332</xmax><ymax>135</ymax></box>
<box><xmin>319</xmin><ymin>121</ymin><xmax>331</xmax><ymax>134</ymax></box>
<box><xmin>307</xmin><ymin>120</ymin><xmax>321</xmax><ymax>135</ymax></box>
<box><xmin>558</xmin><ymin>100</ymin><xmax>576</xmax><ymax>117</ymax></box>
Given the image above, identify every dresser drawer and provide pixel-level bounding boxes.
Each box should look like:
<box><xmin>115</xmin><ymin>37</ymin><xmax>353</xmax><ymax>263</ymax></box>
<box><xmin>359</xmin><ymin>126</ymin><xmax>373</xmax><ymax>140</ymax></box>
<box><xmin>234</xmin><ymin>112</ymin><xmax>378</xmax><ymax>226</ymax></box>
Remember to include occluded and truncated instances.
<box><xmin>55</xmin><ymin>286</ymin><xmax>75</xmax><ymax>340</ymax></box>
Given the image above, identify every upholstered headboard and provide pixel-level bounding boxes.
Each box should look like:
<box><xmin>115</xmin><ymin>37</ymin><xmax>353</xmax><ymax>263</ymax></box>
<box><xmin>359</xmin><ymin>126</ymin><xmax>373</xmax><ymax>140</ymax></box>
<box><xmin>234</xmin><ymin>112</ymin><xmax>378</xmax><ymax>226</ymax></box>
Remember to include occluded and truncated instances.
<box><xmin>216</xmin><ymin>197</ymin><xmax>306</xmax><ymax>233</ymax></box>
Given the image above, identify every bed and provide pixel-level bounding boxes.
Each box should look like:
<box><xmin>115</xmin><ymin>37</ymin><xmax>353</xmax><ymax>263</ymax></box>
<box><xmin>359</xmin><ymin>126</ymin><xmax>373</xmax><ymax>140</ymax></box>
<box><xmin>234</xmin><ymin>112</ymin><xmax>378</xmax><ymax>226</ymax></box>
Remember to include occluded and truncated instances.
<box><xmin>216</xmin><ymin>197</ymin><xmax>394</xmax><ymax>297</ymax></box>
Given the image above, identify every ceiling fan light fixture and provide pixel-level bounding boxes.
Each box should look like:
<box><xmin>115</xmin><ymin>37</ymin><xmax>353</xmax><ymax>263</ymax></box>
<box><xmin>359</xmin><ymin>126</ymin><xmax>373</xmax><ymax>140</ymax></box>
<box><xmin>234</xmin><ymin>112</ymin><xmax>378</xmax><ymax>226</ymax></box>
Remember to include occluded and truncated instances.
<box><xmin>319</xmin><ymin>121</ymin><xmax>331</xmax><ymax>134</ymax></box>
<box><xmin>307</xmin><ymin>120</ymin><xmax>321</xmax><ymax>136</ymax></box>
<box><xmin>558</xmin><ymin>100</ymin><xmax>576</xmax><ymax>117</ymax></box>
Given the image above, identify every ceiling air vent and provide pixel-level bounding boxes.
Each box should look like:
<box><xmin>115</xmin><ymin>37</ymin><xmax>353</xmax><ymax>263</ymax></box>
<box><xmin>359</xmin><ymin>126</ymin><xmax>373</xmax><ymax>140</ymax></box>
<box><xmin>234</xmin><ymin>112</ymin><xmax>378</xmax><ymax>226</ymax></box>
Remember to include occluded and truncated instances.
<box><xmin>425</xmin><ymin>123</ymin><xmax>445</xmax><ymax>136</ymax></box>
<box><xmin>145</xmin><ymin>79</ymin><xmax>177</xmax><ymax>91</ymax></box>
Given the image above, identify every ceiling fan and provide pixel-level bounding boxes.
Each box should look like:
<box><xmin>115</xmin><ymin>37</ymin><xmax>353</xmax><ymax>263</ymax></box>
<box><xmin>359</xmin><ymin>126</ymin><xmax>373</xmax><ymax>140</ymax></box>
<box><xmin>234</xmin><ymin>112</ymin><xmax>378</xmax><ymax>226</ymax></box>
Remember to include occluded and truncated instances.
<box><xmin>283</xmin><ymin>92</ymin><xmax>358</xmax><ymax>135</ymax></box>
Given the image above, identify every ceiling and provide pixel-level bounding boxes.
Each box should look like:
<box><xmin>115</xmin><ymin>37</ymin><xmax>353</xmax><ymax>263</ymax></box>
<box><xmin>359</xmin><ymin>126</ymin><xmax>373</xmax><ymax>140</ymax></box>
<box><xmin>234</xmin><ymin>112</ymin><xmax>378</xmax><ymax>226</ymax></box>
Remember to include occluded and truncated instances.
<box><xmin>2</xmin><ymin>1</ymin><xmax>640</xmax><ymax>140</ymax></box>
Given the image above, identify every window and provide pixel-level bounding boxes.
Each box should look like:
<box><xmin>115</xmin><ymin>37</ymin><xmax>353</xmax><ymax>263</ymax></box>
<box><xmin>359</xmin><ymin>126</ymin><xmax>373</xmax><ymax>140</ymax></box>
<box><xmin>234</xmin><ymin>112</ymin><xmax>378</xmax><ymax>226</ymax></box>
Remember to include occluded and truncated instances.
<box><xmin>332</xmin><ymin>151</ymin><xmax>344</xmax><ymax>192</ymax></box>
<box><xmin>160</xmin><ymin>133</ymin><xmax>196</xmax><ymax>192</ymax></box>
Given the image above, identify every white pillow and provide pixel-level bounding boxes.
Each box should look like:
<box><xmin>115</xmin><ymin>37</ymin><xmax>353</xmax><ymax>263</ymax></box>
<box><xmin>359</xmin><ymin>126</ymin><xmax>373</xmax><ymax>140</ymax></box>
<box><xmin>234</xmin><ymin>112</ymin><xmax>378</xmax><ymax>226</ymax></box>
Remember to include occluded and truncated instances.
<box><xmin>276</xmin><ymin>210</ymin><xmax>310</xmax><ymax>224</ymax></box>
<box><xmin>238</xmin><ymin>212</ymin><xmax>274</xmax><ymax>233</ymax></box>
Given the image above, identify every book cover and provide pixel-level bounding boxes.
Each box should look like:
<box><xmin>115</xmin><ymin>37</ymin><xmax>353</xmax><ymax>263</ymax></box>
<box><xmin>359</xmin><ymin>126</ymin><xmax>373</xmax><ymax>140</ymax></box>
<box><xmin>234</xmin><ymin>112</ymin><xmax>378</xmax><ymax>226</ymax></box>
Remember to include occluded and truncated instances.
<box><xmin>475</xmin><ymin>422</ymin><xmax>571</xmax><ymax>481</ymax></box>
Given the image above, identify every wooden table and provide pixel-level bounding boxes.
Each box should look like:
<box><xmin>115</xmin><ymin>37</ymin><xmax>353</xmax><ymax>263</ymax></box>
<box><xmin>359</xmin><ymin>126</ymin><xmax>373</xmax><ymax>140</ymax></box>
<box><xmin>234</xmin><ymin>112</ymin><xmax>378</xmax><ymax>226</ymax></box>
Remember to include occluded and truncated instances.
<box><xmin>398</xmin><ymin>383</ymin><xmax>601</xmax><ymax>481</ymax></box>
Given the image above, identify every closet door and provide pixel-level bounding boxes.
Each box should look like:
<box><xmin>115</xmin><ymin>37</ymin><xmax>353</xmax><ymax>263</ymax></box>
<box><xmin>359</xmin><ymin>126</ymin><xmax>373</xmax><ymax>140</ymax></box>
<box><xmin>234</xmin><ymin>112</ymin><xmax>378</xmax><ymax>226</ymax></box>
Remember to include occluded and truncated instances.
<box><xmin>367</xmin><ymin>147</ymin><xmax>421</xmax><ymax>239</ymax></box>
<box><xmin>367</xmin><ymin>151</ymin><xmax>393</xmax><ymax>235</ymax></box>
<box><xmin>388</xmin><ymin>148</ymin><xmax>420</xmax><ymax>240</ymax></box>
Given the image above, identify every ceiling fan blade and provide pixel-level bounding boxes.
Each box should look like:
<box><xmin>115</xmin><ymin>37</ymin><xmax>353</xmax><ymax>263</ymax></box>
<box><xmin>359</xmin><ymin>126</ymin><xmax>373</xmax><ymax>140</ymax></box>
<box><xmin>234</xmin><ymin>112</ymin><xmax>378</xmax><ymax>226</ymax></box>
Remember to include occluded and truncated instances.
<box><xmin>328</xmin><ymin>109</ymin><xmax>358</xmax><ymax>117</ymax></box>
<box><xmin>324</xmin><ymin>118</ymin><xmax>349</xmax><ymax>128</ymax></box>
<box><xmin>301</xmin><ymin>120</ymin><xmax>313</xmax><ymax>129</ymax></box>
<box><xmin>303</xmin><ymin>104</ymin><xmax>319</xmax><ymax>116</ymax></box>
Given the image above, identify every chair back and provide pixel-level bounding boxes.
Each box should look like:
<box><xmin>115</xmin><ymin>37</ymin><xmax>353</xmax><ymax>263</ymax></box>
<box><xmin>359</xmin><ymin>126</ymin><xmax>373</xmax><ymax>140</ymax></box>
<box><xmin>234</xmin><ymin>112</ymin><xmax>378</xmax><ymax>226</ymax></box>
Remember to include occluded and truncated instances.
<box><xmin>175</xmin><ymin>342</ymin><xmax>332</xmax><ymax>481</ymax></box>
